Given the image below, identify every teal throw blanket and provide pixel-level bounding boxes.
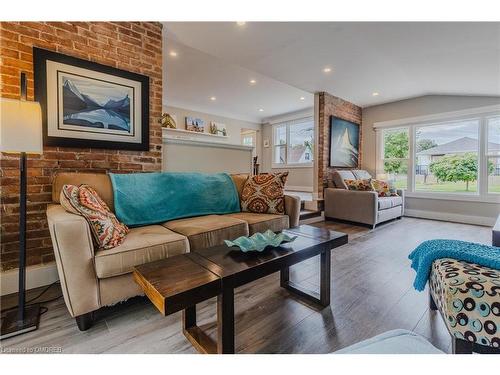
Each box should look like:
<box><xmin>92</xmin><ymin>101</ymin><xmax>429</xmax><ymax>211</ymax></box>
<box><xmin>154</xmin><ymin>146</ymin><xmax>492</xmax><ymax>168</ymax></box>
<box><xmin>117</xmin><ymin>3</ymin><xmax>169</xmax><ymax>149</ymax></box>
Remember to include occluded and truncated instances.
<box><xmin>408</xmin><ymin>239</ymin><xmax>500</xmax><ymax>291</ymax></box>
<box><xmin>109</xmin><ymin>172</ymin><xmax>240</xmax><ymax>227</ymax></box>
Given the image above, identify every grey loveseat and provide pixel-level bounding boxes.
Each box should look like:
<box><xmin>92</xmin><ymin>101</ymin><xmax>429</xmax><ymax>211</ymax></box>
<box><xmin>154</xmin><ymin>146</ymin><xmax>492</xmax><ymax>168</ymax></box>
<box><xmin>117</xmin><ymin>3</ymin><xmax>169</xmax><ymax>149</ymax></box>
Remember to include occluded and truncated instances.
<box><xmin>324</xmin><ymin>169</ymin><xmax>404</xmax><ymax>228</ymax></box>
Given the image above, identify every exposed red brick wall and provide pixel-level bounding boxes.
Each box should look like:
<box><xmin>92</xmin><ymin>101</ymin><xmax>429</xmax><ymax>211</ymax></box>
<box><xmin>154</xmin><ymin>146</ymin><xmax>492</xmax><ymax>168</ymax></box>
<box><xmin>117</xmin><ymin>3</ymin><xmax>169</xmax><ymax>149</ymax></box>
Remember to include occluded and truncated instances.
<box><xmin>317</xmin><ymin>92</ymin><xmax>362</xmax><ymax>197</ymax></box>
<box><xmin>0</xmin><ymin>22</ymin><xmax>163</xmax><ymax>271</ymax></box>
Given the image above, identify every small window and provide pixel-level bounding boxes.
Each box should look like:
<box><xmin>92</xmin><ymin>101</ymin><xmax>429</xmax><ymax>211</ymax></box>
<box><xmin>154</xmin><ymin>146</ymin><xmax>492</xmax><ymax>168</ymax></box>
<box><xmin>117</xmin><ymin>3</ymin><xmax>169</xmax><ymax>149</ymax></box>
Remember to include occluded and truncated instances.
<box><xmin>272</xmin><ymin>118</ymin><xmax>314</xmax><ymax>166</ymax></box>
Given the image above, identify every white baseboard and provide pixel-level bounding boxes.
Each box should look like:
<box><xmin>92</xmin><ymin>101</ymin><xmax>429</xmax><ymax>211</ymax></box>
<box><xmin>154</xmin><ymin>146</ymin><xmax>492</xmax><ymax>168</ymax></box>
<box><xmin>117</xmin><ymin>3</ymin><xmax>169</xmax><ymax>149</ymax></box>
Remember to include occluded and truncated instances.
<box><xmin>286</xmin><ymin>185</ymin><xmax>313</xmax><ymax>192</ymax></box>
<box><xmin>404</xmin><ymin>209</ymin><xmax>495</xmax><ymax>227</ymax></box>
<box><xmin>1</xmin><ymin>263</ymin><xmax>59</xmax><ymax>296</ymax></box>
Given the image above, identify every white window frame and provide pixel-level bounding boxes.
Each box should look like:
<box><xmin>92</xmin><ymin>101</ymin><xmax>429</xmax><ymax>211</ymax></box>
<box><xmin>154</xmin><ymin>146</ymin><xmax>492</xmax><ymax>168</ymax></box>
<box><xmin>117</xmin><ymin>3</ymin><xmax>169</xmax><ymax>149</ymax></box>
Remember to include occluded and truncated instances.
<box><xmin>272</xmin><ymin>117</ymin><xmax>314</xmax><ymax>168</ymax></box>
<box><xmin>375</xmin><ymin>105</ymin><xmax>500</xmax><ymax>203</ymax></box>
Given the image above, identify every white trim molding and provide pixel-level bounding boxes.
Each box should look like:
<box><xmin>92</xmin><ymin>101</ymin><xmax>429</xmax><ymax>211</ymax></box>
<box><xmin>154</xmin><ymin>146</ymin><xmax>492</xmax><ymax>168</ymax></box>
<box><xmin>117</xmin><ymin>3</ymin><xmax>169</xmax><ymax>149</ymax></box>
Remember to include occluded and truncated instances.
<box><xmin>285</xmin><ymin>185</ymin><xmax>313</xmax><ymax>192</ymax></box>
<box><xmin>1</xmin><ymin>263</ymin><xmax>59</xmax><ymax>296</ymax></box>
<box><xmin>405</xmin><ymin>209</ymin><xmax>496</xmax><ymax>227</ymax></box>
<box><xmin>373</xmin><ymin>104</ymin><xmax>500</xmax><ymax>129</ymax></box>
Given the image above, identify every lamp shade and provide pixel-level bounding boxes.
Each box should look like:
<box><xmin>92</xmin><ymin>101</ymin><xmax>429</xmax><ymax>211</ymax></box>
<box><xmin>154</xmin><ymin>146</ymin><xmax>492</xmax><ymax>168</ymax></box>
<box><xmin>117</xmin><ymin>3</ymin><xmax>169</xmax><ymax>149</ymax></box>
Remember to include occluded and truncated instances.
<box><xmin>0</xmin><ymin>98</ymin><xmax>43</xmax><ymax>154</ymax></box>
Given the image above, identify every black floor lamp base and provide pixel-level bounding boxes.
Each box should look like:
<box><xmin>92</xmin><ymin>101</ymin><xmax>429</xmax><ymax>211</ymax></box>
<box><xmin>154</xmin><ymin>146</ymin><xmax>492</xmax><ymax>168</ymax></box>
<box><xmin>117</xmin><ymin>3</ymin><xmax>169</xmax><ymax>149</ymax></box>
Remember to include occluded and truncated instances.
<box><xmin>0</xmin><ymin>304</ymin><xmax>41</xmax><ymax>340</ymax></box>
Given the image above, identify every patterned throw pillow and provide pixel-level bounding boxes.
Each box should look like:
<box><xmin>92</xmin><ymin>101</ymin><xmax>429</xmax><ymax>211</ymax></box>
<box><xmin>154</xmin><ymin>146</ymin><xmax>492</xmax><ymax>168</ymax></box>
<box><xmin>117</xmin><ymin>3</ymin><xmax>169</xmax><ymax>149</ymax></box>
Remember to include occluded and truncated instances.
<box><xmin>60</xmin><ymin>184</ymin><xmax>129</xmax><ymax>249</ymax></box>
<box><xmin>241</xmin><ymin>172</ymin><xmax>288</xmax><ymax>214</ymax></box>
<box><xmin>371</xmin><ymin>179</ymin><xmax>399</xmax><ymax>197</ymax></box>
<box><xmin>344</xmin><ymin>179</ymin><xmax>374</xmax><ymax>191</ymax></box>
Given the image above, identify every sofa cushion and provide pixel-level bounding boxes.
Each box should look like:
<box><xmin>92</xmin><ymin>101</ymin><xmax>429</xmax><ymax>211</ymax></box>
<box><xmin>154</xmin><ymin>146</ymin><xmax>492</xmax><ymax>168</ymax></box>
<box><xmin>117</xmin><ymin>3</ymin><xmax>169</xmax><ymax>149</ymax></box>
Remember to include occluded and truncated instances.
<box><xmin>225</xmin><ymin>212</ymin><xmax>289</xmax><ymax>235</ymax></box>
<box><xmin>378</xmin><ymin>195</ymin><xmax>403</xmax><ymax>210</ymax></box>
<box><xmin>352</xmin><ymin>169</ymin><xmax>372</xmax><ymax>180</ymax></box>
<box><xmin>230</xmin><ymin>173</ymin><xmax>249</xmax><ymax>200</ymax></box>
<box><xmin>94</xmin><ymin>225</ymin><xmax>188</xmax><ymax>278</ymax></box>
<box><xmin>331</xmin><ymin>170</ymin><xmax>355</xmax><ymax>189</ymax></box>
<box><xmin>334</xmin><ymin>329</ymin><xmax>443</xmax><ymax>354</ymax></box>
<box><xmin>163</xmin><ymin>215</ymin><xmax>248</xmax><ymax>251</ymax></box>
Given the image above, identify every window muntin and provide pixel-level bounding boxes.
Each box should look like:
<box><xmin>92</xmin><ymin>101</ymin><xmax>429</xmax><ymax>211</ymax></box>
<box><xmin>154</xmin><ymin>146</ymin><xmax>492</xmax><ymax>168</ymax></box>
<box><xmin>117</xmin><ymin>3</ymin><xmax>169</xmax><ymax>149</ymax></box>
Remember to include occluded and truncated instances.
<box><xmin>487</xmin><ymin>117</ymin><xmax>500</xmax><ymax>193</ymax></box>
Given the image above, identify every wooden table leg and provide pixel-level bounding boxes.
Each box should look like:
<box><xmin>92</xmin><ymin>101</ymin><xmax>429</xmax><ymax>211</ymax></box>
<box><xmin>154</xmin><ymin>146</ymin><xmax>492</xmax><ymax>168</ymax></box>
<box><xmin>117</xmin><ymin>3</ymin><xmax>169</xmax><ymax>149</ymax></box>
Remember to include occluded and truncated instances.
<box><xmin>217</xmin><ymin>287</ymin><xmax>235</xmax><ymax>354</ymax></box>
<box><xmin>182</xmin><ymin>305</ymin><xmax>217</xmax><ymax>354</ymax></box>
<box><xmin>319</xmin><ymin>250</ymin><xmax>331</xmax><ymax>306</ymax></box>
<box><xmin>280</xmin><ymin>250</ymin><xmax>331</xmax><ymax>308</ymax></box>
<box><xmin>280</xmin><ymin>266</ymin><xmax>290</xmax><ymax>287</ymax></box>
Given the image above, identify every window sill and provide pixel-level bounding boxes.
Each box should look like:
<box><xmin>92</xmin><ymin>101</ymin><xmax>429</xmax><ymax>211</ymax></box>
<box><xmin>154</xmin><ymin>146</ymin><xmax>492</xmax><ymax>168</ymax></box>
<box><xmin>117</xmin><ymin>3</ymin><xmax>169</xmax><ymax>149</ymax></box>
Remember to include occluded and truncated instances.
<box><xmin>405</xmin><ymin>191</ymin><xmax>500</xmax><ymax>204</ymax></box>
<box><xmin>272</xmin><ymin>163</ymin><xmax>314</xmax><ymax>169</ymax></box>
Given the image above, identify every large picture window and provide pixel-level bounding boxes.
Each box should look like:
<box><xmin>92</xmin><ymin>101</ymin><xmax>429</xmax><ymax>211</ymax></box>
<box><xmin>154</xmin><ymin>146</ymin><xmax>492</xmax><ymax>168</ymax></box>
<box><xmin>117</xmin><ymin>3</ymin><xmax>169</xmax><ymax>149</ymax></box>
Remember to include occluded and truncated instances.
<box><xmin>377</xmin><ymin>107</ymin><xmax>500</xmax><ymax>200</ymax></box>
<box><xmin>272</xmin><ymin>118</ymin><xmax>314</xmax><ymax>167</ymax></box>
<box><xmin>415</xmin><ymin>120</ymin><xmax>479</xmax><ymax>193</ymax></box>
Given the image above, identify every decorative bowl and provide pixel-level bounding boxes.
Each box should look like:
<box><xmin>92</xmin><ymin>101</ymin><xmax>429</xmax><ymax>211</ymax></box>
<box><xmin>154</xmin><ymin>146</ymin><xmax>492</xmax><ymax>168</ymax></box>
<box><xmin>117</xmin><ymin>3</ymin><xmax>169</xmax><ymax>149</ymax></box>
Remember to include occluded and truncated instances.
<box><xmin>224</xmin><ymin>229</ymin><xmax>297</xmax><ymax>253</ymax></box>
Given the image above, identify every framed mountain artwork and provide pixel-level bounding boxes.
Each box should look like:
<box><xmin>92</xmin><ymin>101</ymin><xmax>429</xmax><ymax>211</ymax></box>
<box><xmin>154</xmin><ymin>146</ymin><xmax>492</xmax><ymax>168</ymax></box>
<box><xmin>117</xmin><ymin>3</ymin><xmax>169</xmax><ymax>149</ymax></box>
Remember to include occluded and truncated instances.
<box><xmin>34</xmin><ymin>48</ymin><xmax>149</xmax><ymax>150</ymax></box>
<box><xmin>329</xmin><ymin>116</ymin><xmax>361</xmax><ymax>168</ymax></box>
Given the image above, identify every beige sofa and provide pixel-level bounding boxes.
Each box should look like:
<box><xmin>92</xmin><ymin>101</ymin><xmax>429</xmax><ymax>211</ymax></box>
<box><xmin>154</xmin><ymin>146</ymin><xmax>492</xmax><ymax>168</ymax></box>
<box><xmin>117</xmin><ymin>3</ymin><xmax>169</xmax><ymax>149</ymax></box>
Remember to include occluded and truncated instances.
<box><xmin>324</xmin><ymin>169</ymin><xmax>404</xmax><ymax>228</ymax></box>
<box><xmin>46</xmin><ymin>172</ymin><xmax>300</xmax><ymax>330</ymax></box>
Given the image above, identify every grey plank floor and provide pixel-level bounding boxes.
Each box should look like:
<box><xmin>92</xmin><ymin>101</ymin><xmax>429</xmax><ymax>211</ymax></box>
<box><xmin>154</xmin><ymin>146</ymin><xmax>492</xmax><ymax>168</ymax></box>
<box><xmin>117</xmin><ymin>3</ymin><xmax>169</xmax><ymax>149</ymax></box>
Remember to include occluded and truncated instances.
<box><xmin>0</xmin><ymin>217</ymin><xmax>491</xmax><ymax>354</ymax></box>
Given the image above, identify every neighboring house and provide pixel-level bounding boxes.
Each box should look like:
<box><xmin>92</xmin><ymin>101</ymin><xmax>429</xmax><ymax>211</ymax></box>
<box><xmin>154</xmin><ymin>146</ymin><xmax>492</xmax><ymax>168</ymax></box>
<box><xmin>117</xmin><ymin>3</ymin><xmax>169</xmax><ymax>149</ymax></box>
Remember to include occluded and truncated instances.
<box><xmin>416</xmin><ymin>137</ymin><xmax>500</xmax><ymax>175</ymax></box>
<box><xmin>288</xmin><ymin>144</ymin><xmax>313</xmax><ymax>163</ymax></box>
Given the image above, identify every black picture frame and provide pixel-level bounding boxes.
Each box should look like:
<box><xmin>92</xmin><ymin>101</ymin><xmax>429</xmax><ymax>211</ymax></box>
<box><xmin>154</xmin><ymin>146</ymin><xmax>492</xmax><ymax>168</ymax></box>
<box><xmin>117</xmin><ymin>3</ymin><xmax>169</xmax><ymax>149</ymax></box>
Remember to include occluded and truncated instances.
<box><xmin>34</xmin><ymin>47</ymin><xmax>149</xmax><ymax>151</ymax></box>
<box><xmin>329</xmin><ymin>116</ymin><xmax>361</xmax><ymax>168</ymax></box>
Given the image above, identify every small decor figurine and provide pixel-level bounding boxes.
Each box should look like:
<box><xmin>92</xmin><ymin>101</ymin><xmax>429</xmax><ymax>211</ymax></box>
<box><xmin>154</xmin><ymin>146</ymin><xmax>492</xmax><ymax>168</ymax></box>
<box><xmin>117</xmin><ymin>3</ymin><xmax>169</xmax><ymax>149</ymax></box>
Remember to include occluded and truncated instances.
<box><xmin>224</xmin><ymin>230</ymin><xmax>297</xmax><ymax>253</ymax></box>
<box><xmin>186</xmin><ymin>117</ymin><xmax>205</xmax><ymax>132</ymax></box>
<box><xmin>160</xmin><ymin>113</ymin><xmax>177</xmax><ymax>129</ymax></box>
<box><xmin>209</xmin><ymin>121</ymin><xmax>227</xmax><ymax>136</ymax></box>
<box><xmin>209</xmin><ymin>122</ymin><xmax>218</xmax><ymax>135</ymax></box>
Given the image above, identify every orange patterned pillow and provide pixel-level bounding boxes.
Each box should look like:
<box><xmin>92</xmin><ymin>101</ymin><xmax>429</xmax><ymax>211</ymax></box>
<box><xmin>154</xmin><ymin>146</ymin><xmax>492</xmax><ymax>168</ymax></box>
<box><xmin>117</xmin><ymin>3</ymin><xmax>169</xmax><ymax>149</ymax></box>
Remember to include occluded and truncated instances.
<box><xmin>371</xmin><ymin>179</ymin><xmax>398</xmax><ymax>197</ymax></box>
<box><xmin>60</xmin><ymin>184</ymin><xmax>129</xmax><ymax>249</ymax></box>
<box><xmin>344</xmin><ymin>179</ymin><xmax>374</xmax><ymax>191</ymax></box>
<box><xmin>241</xmin><ymin>172</ymin><xmax>288</xmax><ymax>214</ymax></box>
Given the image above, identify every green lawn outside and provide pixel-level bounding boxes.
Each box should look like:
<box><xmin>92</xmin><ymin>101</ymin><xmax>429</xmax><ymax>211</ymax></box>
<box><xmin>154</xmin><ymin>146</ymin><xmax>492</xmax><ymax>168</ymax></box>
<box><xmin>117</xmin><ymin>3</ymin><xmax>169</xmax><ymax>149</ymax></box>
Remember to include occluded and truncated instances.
<box><xmin>393</xmin><ymin>175</ymin><xmax>500</xmax><ymax>193</ymax></box>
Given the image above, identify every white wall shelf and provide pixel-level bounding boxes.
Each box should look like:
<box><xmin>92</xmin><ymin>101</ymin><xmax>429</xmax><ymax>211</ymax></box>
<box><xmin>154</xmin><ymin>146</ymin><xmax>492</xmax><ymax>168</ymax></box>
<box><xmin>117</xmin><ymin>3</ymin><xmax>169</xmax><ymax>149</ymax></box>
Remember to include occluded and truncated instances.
<box><xmin>162</xmin><ymin>127</ymin><xmax>228</xmax><ymax>139</ymax></box>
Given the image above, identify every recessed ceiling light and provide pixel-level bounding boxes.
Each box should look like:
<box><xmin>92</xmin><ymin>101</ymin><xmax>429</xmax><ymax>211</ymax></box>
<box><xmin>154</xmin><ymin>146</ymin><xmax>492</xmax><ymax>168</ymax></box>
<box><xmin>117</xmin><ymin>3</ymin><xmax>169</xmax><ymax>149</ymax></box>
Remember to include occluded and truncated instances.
<box><xmin>372</xmin><ymin>92</ymin><xmax>380</xmax><ymax>96</ymax></box>
<box><xmin>258</xmin><ymin>108</ymin><xmax>264</xmax><ymax>112</ymax></box>
<box><xmin>236</xmin><ymin>22</ymin><xmax>246</xmax><ymax>26</ymax></box>
<box><xmin>210</xmin><ymin>96</ymin><xmax>216</xmax><ymax>101</ymax></box>
<box><xmin>300</xmin><ymin>96</ymin><xmax>305</xmax><ymax>101</ymax></box>
<box><xmin>249</xmin><ymin>79</ymin><xmax>256</xmax><ymax>85</ymax></box>
<box><xmin>323</xmin><ymin>67</ymin><xmax>332</xmax><ymax>73</ymax></box>
<box><xmin>169</xmin><ymin>51</ymin><xmax>178</xmax><ymax>57</ymax></box>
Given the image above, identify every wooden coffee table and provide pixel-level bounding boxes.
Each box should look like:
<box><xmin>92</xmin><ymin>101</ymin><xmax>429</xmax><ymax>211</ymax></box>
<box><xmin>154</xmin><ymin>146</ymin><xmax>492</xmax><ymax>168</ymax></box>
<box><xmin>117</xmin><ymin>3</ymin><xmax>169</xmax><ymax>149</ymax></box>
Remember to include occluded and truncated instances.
<box><xmin>133</xmin><ymin>225</ymin><xmax>347</xmax><ymax>354</ymax></box>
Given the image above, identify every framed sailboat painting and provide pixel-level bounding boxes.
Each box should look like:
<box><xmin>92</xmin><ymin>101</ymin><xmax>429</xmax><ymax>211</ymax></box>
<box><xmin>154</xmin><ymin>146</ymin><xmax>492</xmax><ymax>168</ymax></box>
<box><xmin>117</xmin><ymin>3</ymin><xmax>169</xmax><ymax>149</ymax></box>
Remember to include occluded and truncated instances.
<box><xmin>34</xmin><ymin>47</ymin><xmax>149</xmax><ymax>151</ymax></box>
<box><xmin>329</xmin><ymin>116</ymin><xmax>360</xmax><ymax>168</ymax></box>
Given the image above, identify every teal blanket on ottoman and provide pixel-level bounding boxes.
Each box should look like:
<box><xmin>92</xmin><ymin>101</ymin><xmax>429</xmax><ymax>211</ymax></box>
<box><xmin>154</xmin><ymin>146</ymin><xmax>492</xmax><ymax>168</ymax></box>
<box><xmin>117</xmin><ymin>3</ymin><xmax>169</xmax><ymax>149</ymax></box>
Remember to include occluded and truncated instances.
<box><xmin>109</xmin><ymin>172</ymin><xmax>240</xmax><ymax>227</ymax></box>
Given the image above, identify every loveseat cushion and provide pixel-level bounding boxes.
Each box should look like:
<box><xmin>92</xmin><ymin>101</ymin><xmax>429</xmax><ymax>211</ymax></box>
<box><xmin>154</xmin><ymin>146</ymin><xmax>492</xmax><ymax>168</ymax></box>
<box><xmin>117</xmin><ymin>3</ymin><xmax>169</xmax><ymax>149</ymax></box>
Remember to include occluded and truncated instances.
<box><xmin>378</xmin><ymin>195</ymin><xmax>403</xmax><ymax>210</ymax></box>
<box><xmin>225</xmin><ymin>212</ymin><xmax>289</xmax><ymax>235</ymax></box>
<box><xmin>94</xmin><ymin>225</ymin><xmax>188</xmax><ymax>278</ymax></box>
<box><xmin>429</xmin><ymin>258</ymin><xmax>500</xmax><ymax>349</ymax></box>
<box><xmin>352</xmin><ymin>169</ymin><xmax>372</xmax><ymax>180</ymax></box>
<box><xmin>163</xmin><ymin>215</ymin><xmax>248</xmax><ymax>251</ymax></box>
<box><xmin>331</xmin><ymin>170</ymin><xmax>355</xmax><ymax>189</ymax></box>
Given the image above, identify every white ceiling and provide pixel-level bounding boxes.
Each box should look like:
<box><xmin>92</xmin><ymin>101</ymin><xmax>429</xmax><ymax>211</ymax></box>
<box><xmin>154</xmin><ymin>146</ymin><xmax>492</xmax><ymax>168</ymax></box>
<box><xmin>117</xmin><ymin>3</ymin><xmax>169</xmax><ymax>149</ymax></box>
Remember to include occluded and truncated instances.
<box><xmin>163</xmin><ymin>22</ymin><xmax>500</xmax><ymax>121</ymax></box>
<box><xmin>163</xmin><ymin>38</ymin><xmax>313</xmax><ymax>123</ymax></box>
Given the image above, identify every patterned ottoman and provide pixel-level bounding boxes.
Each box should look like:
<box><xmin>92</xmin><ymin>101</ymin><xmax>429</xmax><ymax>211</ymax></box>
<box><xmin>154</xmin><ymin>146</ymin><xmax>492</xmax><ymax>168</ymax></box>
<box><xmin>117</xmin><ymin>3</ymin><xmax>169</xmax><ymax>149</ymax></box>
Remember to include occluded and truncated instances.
<box><xmin>429</xmin><ymin>258</ymin><xmax>500</xmax><ymax>353</ymax></box>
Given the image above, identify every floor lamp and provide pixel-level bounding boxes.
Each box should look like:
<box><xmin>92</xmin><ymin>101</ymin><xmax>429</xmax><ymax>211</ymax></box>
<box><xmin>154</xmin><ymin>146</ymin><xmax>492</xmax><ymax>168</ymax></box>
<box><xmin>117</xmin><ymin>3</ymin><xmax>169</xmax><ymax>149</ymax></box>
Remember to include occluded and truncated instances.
<box><xmin>0</xmin><ymin>73</ymin><xmax>43</xmax><ymax>340</ymax></box>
